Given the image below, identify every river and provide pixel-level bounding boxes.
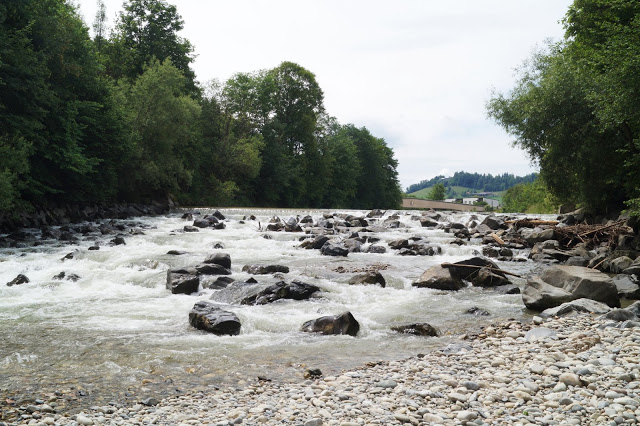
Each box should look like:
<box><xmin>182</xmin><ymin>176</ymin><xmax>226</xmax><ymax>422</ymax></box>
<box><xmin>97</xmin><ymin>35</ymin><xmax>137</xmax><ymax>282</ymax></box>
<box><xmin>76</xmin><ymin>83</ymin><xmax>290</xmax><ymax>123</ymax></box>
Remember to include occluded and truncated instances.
<box><xmin>0</xmin><ymin>208</ymin><xmax>542</xmax><ymax>413</ymax></box>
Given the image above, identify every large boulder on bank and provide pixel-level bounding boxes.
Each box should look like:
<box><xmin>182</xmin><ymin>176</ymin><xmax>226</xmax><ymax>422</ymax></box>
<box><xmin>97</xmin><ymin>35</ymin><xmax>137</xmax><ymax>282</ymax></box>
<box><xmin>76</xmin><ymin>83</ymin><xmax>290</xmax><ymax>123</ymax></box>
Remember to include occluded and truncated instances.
<box><xmin>540</xmin><ymin>298</ymin><xmax>612</xmax><ymax>318</ymax></box>
<box><xmin>242</xmin><ymin>264</ymin><xmax>289</xmax><ymax>275</ymax></box>
<box><xmin>348</xmin><ymin>272</ymin><xmax>386</xmax><ymax>287</ymax></box>
<box><xmin>391</xmin><ymin>323</ymin><xmax>440</xmax><ymax>336</ymax></box>
<box><xmin>301</xmin><ymin>311</ymin><xmax>360</xmax><ymax>336</ymax></box>
<box><xmin>612</xmin><ymin>275</ymin><xmax>640</xmax><ymax>299</ymax></box>
<box><xmin>241</xmin><ymin>280</ymin><xmax>320</xmax><ymax>305</ymax></box>
<box><xmin>189</xmin><ymin>301</ymin><xmax>240</xmax><ymax>335</ymax></box>
<box><xmin>412</xmin><ymin>265</ymin><xmax>465</xmax><ymax>290</ymax></box>
<box><xmin>166</xmin><ymin>268</ymin><xmax>200</xmax><ymax>294</ymax></box>
<box><xmin>523</xmin><ymin>265</ymin><xmax>620</xmax><ymax>311</ymax></box>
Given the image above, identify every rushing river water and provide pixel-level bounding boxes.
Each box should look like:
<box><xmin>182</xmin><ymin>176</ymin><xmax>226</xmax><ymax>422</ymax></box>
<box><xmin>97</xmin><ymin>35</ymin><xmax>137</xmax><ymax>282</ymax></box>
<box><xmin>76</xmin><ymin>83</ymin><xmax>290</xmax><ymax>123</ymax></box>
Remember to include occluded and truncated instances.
<box><xmin>0</xmin><ymin>208</ymin><xmax>544</xmax><ymax>413</ymax></box>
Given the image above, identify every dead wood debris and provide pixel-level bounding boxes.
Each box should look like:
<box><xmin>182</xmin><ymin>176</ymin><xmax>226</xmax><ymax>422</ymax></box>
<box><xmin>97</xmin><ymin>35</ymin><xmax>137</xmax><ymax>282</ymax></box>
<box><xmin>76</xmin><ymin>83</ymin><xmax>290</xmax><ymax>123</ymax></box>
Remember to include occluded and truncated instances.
<box><xmin>554</xmin><ymin>219</ymin><xmax>632</xmax><ymax>249</ymax></box>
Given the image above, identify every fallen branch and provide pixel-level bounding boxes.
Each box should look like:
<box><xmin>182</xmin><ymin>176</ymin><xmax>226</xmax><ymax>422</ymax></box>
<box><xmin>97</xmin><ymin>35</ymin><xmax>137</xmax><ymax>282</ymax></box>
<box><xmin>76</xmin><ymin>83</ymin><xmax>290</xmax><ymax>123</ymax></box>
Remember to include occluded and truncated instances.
<box><xmin>440</xmin><ymin>263</ymin><xmax>522</xmax><ymax>278</ymax></box>
<box><xmin>506</xmin><ymin>219</ymin><xmax>559</xmax><ymax>228</ymax></box>
<box><xmin>490</xmin><ymin>233</ymin><xmax>505</xmax><ymax>246</ymax></box>
<box><xmin>578</xmin><ymin>220</ymin><xmax>626</xmax><ymax>237</ymax></box>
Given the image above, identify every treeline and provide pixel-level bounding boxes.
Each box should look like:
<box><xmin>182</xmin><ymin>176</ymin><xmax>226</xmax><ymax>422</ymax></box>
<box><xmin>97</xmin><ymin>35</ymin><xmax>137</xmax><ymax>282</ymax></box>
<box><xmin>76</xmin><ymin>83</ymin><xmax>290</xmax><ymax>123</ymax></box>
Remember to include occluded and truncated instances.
<box><xmin>406</xmin><ymin>171</ymin><xmax>537</xmax><ymax>194</ymax></box>
<box><xmin>0</xmin><ymin>0</ymin><xmax>402</xmax><ymax>216</ymax></box>
<box><xmin>488</xmin><ymin>0</ymin><xmax>640</xmax><ymax>215</ymax></box>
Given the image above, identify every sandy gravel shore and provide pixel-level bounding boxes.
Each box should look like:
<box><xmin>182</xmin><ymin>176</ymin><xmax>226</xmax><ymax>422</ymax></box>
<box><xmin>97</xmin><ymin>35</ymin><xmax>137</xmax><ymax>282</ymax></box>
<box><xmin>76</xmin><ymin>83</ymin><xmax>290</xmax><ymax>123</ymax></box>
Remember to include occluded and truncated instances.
<box><xmin>6</xmin><ymin>313</ymin><xmax>640</xmax><ymax>426</ymax></box>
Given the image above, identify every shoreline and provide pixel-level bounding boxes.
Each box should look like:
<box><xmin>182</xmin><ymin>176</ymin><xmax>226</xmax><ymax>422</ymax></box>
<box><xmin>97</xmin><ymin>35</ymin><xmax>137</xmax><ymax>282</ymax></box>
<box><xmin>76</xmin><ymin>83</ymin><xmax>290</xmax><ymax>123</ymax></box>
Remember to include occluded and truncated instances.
<box><xmin>6</xmin><ymin>313</ymin><xmax>639</xmax><ymax>425</ymax></box>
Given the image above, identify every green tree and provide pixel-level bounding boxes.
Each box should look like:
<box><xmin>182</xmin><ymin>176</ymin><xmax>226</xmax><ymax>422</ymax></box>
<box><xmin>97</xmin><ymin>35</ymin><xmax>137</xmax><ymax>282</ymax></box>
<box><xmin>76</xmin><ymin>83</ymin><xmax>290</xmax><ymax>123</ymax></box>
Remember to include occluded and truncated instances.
<box><xmin>106</xmin><ymin>0</ymin><xmax>196</xmax><ymax>93</ymax></box>
<box><xmin>501</xmin><ymin>178</ymin><xmax>557</xmax><ymax>214</ymax></box>
<box><xmin>121</xmin><ymin>59</ymin><xmax>200</xmax><ymax>200</ymax></box>
<box><xmin>428</xmin><ymin>182</ymin><xmax>446</xmax><ymax>200</ymax></box>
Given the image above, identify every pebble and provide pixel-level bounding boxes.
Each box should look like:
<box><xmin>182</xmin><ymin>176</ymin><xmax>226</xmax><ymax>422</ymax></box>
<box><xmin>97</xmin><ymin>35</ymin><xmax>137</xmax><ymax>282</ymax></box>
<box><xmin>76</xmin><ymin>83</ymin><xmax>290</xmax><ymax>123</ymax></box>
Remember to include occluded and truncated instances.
<box><xmin>8</xmin><ymin>314</ymin><xmax>639</xmax><ymax>426</ymax></box>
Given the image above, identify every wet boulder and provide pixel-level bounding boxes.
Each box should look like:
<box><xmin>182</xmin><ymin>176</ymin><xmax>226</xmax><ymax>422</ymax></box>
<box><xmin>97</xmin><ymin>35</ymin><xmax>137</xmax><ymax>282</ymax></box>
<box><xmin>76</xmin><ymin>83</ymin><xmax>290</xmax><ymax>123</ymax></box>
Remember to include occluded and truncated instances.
<box><xmin>308</xmin><ymin>235</ymin><xmax>329</xmax><ymax>250</ymax></box>
<box><xmin>343</xmin><ymin>239</ymin><xmax>362</xmax><ymax>253</ymax></box>
<box><xmin>212</xmin><ymin>210</ymin><xmax>226</xmax><ymax>221</ymax></box>
<box><xmin>241</xmin><ymin>280</ymin><xmax>320</xmax><ymax>305</ymax></box>
<box><xmin>202</xmin><ymin>276</ymin><xmax>235</xmax><ymax>290</ymax></box>
<box><xmin>348</xmin><ymin>272</ymin><xmax>386</xmax><ymax>287</ymax></box>
<box><xmin>204</xmin><ymin>253</ymin><xmax>231</xmax><ymax>270</ymax></box>
<box><xmin>193</xmin><ymin>218</ymin><xmax>210</xmax><ymax>228</ymax></box>
<box><xmin>320</xmin><ymin>243</ymin><xmax>348</xmax><ymax>257</ymax></box>
<box><xmin>388</xmin><ymin>239</ymin><xmax>409</xmax><ymax>250</ymax></box>
<box><xmin>6</xmin><ymin>274</ymin><xmax>29</xmax><ymax>287</ymax></box>
<box><xmin>392</xmin><ymin>323</ymin><xmax>440</xmax><ymax>336</ymax></box>
<box><xmin>183</xmin><ymin>225</ymin><xmax>200</xmax><ymax>233</ymax></box>
<box><xmin>166</xmin><ymin>268</ymin><xmax>200</xmax><ymax>294</ymax></box>
<box><xmin>465</xmin><ymin>306</ymin><xmax>490</xmax><ymax>316</ymax></box>
<box><xmin>523</xmin><ymin>265</ymin><xmax>620</xmax><ymax>311</ymax></box>
<box><xmin>610</xmin><ymin>256</ymin><xmax>635</xmax><ymax>274</ymax></box>
<box><xmin>412</xmin><ymin>265</ymin><xmax>465</xmax><ymax>291</ymax></box>
<box><xmin>522</xmin><ymin>228</ymin><xmax>556</xmax><ymax>245</ymax></box>
<box><xmin>419</xmin><ymin>218</ymin><xmax>438</xmax><ymax>228</ymax></box>
<box><xmin>366</xmin><ymin>245</ymin><xmax>387</xmax><ymax>254</ymax></box>
<box><xmin>242</xmin><ymin>264</ymin><xmax>289</xmax><ymax>275</ymax></box>
<box><xmin>444</xmin><ymin>257</ymin><xmax>511</xmax><ymax>287</ymax></box>
<box><xmin>301</xmin><ymin>311</ymin><xmax>360</xmax><ymax>337</ymax></box>
<box><xmin>189</xmin><ymin>301</ymin><xmax>240</xmax><ymax>336</ymax></box>
<box><xmin>167</xmin><ymin>250</ymin><xmax>187</xmax><ymax>255</ymax></box>
<box><xmin>480</xmin><ymin>215</ymin><xmax>505</xmax><ymax>230</ymax></box>
<box><xmin>195</xmin><ymin>263</ymin><xmax>231</xmax><ymax>275</ymax></box>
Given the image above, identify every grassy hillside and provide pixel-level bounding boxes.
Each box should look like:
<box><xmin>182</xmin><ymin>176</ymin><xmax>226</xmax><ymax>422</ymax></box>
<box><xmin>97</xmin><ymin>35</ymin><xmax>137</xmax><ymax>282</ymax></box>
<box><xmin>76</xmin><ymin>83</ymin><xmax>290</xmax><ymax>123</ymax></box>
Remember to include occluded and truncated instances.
<box><xmin>408</xmin><ymin>186</ymin><xmax>505</xmax><ymax>201</ymax></box>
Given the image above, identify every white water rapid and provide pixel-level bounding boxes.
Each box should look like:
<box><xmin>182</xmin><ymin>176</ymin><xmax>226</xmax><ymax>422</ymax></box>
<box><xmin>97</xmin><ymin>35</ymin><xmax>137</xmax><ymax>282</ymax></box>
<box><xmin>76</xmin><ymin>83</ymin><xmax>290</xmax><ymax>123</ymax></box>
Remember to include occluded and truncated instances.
<box><xmin>0</xmin><ymin>209</ymin><xmax>542</xmax><ymax>410</ymax></box>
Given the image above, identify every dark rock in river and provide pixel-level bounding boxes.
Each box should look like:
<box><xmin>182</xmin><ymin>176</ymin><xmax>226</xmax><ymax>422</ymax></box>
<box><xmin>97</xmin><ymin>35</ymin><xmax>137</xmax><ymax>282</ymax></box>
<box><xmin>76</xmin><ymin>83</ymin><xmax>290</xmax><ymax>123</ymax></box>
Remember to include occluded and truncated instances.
<box><xmin>189</xmin><ymin>301</ymin><xmax>240</xmax><ymax>335</ymax></box>
<box><xmin>167</xmin><ymin>250</ymin><xmax>187</xmax><ymax>255</ymax></box>
<box><xmin>6</xmin><ymin>274</ymin><xmax>29</xmax><ymax>287</ymax></box>
<box><xmin>52</xmin><ymin>272</ymin><xmax>80</xmax><ymax>282</ymax></box>
<box><xmin>242</xmin><ymin>264</ymin><xmax>289</xmax><ymax>275</ymax></box>
<box><xmin>348</xmin><ymin>272</ymin><xmax>386</xmax><ymax>287</ymax></box>
<box><xmin>391</xmin><ymin>323</ymin><xmax>440</xmax><ymax>336</ymax></box>
<box><xmin>412</xmin><ymin>265</ymin><xmax>465</xmax><ymax>291</ymax></box>
<box><xmin>523</xmin><ymin>265</ymin><xmax>620</xmax><ymax>311</ymax></box>
<box><xmin>192</xmin><ymin>218</ymin><xmax>209</xmax><ymax>228</ymax></box>
<box><xmin>366</xmin><ymin>245</ymin><xmax>386</xmax><ymax>254</ymax></box>
<box><xmin>419</xmin><ymin>218</ymin><xmax>438</xmax><ymax>228</ymax></box>
<box><xmin>212</xmin><ymin>210</ymin><xmax>226</xmax><ymax>221</ymax></box>
<box><xmin>301</xmin><ymin>311</ymin><xmax>360</xmax><ymax>336</ymax></box>
<box><xmin>183</xmin><ymin>225</ymin><xmax>199</xmax><ymax>233</ymax></box>
<box><xmin>195</xmin><ymin>263</ymin><xmax>232</xmax><ymax>276</ymax></box>
<box><xmin>202</xmin><ymin>276</ymin><xmax>235</xmax><ymax>290</ymax></box>
<box><xmin>444</xmin><ymin>257</ymin><xmax>512</xmax><ymax>287</ymax></box>
<box><xmin>320</xmin><ymin>243</ymin><xmax>348</xmax><ymax>257</ymax></box>
<box><xmin>241</xmin><ymin>280</ymin><xmax>320</xmax><ymax>305</ymax></box>
<box><xmin>465</xmin><ymin>306</ymin><xmax>490</xmax><ymax>316</ymax></box>
<box><xmin>204</xmin><ymin>253</ymin><xmax>231</xmax><ymax>270</ymax></box>
<box><xmin>111</xmin><ymin>235</ymin><xmax>126</xmax><ymax>245</ymax></box>
<box><xmin>166</xmin><ymin>268</ymin><xmax>200</xmax><ymax>294</ymax></box>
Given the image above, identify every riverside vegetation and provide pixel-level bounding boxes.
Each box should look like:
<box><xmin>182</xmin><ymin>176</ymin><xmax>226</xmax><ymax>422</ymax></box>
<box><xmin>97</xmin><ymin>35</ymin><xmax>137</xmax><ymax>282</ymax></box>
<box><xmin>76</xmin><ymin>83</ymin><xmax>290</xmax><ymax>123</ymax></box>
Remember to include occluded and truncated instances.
<box><xmin>0</xmin><ymin>0</ymin><xmax>402</xmax><ymax>229</ymax></box>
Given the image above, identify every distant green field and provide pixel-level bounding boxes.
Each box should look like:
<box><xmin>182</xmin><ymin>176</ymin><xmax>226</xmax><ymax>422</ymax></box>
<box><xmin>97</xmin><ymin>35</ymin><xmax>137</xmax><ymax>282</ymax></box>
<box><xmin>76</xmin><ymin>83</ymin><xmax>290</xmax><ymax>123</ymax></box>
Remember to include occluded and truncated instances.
<box><xmin>408</xmin><ymin>186</ymin><xmax>505</xmax><ymax>202</ymax></box>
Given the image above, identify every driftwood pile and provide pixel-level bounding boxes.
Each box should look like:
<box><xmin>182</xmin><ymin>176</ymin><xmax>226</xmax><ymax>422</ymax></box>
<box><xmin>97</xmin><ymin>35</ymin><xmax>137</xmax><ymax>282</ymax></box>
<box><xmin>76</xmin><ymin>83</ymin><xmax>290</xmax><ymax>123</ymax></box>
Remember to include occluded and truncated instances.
<box><xmin>554</xmin><ymin>219</ymin><xmax>632</xmax><ymax>250</ymax></box>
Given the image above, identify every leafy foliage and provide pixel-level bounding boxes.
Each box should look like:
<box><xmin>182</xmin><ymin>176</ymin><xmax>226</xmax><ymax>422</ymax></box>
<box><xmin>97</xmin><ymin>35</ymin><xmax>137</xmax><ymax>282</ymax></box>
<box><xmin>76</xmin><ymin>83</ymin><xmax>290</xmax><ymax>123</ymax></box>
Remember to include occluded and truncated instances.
<box><xmin>428</xmin><ymin>183</ymin><xmax>446</xmax><ymax>201</ymax></box>
<box><xmin>0</xmin><ymin>0</ymin><xmax>403</xmax><ymax>217</ymax></box>
<box><xmin>501</xmin><ymin>178</ymin><xmax>557</xmax><ymax>214</ymax></box>
<box><xmin>488</xmin><ymin>0</ymin><xmax>640</xmax><ymax>214</ymax></box>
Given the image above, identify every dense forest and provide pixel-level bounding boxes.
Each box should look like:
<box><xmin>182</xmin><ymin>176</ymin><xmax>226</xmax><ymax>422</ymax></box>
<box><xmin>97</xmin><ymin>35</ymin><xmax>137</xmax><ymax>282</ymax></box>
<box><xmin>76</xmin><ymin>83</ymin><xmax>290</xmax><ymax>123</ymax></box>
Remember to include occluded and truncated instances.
<box><xmin>406</xmin><ymin>172</ymin><xmax>538</xmax><ymax>194</ymax></box>
<box><xmin>0</xmin><ymin>0</ymin><xmax>402</xmax><ymax>217</ymax></box>
<box><xmin>488</xmin><ymin>0</ymin><xmax>640</xmax><ymax>216</ymax></box>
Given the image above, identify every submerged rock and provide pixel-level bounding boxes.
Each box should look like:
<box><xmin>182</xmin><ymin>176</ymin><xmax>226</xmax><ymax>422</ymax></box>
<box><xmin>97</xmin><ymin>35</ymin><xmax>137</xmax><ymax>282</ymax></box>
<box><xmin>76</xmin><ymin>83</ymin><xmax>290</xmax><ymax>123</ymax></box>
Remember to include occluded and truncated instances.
<box><xmin>189</xmin><ymin>301</ymin><xmax>240</xmax><ymax>336</ymax></box>
<box><xmin>242</xmin><ymin>264</ymin><xmax>289</xmax><ymax>275</ymax></box>
<box><xmin>391</xmin><ymin>323</ymin><xmax>440</xmax><ymax>336</ymax></box>
<box><xmin>301</xmin><ymin>311</ymin><xmax>360</xmax><ymax>336</ymax></box>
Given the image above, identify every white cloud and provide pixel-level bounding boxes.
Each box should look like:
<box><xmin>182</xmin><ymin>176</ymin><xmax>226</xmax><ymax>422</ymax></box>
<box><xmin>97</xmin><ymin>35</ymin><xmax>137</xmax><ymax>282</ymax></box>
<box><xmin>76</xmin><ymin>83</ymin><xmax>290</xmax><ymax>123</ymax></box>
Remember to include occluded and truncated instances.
<box><xmin>76</xmin><ymin>0</ymin><xmax>571</xmax><ymax>190</ymax></box>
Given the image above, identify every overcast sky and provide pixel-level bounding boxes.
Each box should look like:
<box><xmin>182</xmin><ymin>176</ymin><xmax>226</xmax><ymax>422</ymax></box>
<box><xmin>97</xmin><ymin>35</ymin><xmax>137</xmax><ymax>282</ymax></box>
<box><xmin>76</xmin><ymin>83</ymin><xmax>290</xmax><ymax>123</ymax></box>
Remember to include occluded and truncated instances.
<box><xmin>75</xmin><ymin>0</ymin><xmax>573</xmax><ymax>190</ymax></box>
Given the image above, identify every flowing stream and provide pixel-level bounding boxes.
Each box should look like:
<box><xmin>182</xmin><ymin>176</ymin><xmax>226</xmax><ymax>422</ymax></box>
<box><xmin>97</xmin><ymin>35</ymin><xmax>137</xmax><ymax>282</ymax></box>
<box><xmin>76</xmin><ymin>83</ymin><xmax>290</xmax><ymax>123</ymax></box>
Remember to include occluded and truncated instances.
<box><xmin>0</xmin><ymin>208</ymin><xmax>543</xmax><ymax>412</ymax></box>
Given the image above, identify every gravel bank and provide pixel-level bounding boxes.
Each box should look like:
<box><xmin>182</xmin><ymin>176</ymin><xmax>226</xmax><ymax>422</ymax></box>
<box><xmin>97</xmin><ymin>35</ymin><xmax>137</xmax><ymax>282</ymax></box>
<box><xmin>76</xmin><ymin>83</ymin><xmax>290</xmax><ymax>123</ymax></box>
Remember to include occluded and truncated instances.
<box><xmin>7</xmin><ymin>314</ymin><xmax>640</xmax><ymax>426</ymax></box>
